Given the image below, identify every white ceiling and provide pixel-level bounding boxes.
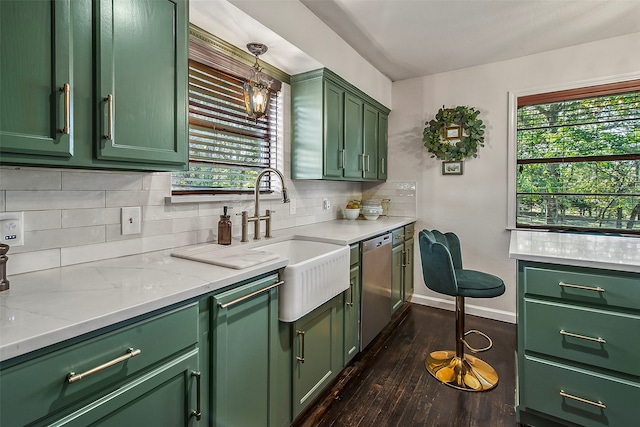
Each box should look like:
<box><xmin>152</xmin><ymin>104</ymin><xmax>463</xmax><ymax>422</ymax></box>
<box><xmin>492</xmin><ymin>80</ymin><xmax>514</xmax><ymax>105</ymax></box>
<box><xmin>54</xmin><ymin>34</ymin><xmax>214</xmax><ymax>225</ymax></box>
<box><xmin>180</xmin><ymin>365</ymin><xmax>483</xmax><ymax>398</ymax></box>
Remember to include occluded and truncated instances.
<box><xmin>191</xmin><ymin>0</ymin><xmax>640</xmax><ymax>82</ymax></box>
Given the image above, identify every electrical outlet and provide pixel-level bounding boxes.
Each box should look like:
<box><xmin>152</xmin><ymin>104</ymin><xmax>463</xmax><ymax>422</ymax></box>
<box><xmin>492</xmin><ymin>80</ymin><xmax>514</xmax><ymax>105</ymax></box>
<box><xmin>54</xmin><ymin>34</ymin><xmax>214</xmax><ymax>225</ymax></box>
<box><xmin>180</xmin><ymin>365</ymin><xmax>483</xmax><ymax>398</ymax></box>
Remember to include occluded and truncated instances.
<box><xmin>0</xmin><ymin>212</ymin><xmax>24</xmax><ymax>246</ymax></box>
<box><xmin>121</xmin><ymin>207</ymin><xmax>141</xmax><ymax>235</ymax></box>
<box><xmin>322</xmin><ymin>198</ymin><xmax>331</xmax><ymax>211</ymax></box>
<box><xmin>289</xmin><ymin>199</ymin><xmax>297</xmax><ymax>215</ymax></box>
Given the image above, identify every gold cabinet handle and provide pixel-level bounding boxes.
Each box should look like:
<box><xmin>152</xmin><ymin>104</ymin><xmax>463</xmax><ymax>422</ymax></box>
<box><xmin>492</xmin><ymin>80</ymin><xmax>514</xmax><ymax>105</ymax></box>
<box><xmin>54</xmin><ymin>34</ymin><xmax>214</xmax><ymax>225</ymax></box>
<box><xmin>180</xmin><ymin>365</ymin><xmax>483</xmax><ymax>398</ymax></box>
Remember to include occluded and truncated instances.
<box><xmin>365</xmin><ymin>154</ymin><xmax>370</xmax><ymax>172</ymax></box>
<box><xmin>381</xmin><ymin>157</ymin><xmax>385</xmax><ymax>174</ymax></box>
<box><xmin>560</xmin><ymin>390</ymin><xmax>606</xmax><ymax>409</ymax></box>
<box><xmin>59</xmin><ymin>83</ymin><xmax>70</xmax><ymax>135</ymax></box>
<box><xmin>296</xmin><ymin>330</ymin><xmax>305</xmax><ymax>363</ymax></box>
<box><xmin>67</xmin><ymin>348</ymin><xmax>141</xmax><ymax>383</ymax></box>
<box><xmin>190</xmin><ymin>371</ymin><xmax>202</xmax><ymax>420</ymax></box>
<box><xmin>559</xmin><ymin>281</ymin><xmax>605</xmax><ymax>293</ymax></box>
<box><xmin>406</xmin><ymin>247</ymin><xmax>411</xmax><ymax>266</ymax></box>
<box><xmin>218</xmin><ymin>281</ymin><xmax>283</xmax><ymax>309</ymax></box>
<box><xmin>401</xmin><ymin>249</ymin><xmax>407</xmax><ymax>267</ymax></box>
<box><xmin>104</xmin><ymin>94</ymin><xmax>113</xmax><ymax>140</ymax></box>
<box><xmin>340</xmin><ymin>149</ymin><xmax>345</xmax><ymax>169</ymax></box>
<box><xmin>560</xmin><ymin>329</ymin><xmax>606</xmax><ymax>344</ymax></box>
<box><xmin>347</xmin><ymin>281</ymin><xmax>354</xmax><ymax>307</ymax></box>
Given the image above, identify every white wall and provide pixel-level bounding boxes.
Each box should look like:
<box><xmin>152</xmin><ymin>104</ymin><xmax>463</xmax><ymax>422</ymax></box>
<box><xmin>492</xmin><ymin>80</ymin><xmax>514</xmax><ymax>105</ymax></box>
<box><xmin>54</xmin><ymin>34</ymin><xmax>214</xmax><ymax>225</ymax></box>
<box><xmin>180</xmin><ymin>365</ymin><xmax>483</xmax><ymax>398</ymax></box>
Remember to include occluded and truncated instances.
<box><xmin>394</xmin><ymin>32</ymin><xmax>640</xmax><ymax>323</ymax></box>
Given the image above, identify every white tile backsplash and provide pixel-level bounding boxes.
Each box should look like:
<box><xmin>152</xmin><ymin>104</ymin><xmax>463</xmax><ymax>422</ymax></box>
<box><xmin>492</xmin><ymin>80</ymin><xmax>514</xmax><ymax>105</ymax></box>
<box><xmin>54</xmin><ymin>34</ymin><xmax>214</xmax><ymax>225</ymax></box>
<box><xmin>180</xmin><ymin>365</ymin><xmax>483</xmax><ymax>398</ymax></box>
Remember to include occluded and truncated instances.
<box><xmin>24</xmin><ymin>210</ymin><xmax>62</xmax><ymax>231</ymax></box>
<box><xmin>62</xmin><ymin>171</ymin><xmax>143</xmax><ymax>191</ymax></box>
<box><xmin>6</xmin><ymin>190</ymin><xmax>105</xmax><ymax>211</ymax></box>
<box><xmin>1</xmin><ymin>164</ymin><xmax>363</xmax><ymax>274</ymax></box>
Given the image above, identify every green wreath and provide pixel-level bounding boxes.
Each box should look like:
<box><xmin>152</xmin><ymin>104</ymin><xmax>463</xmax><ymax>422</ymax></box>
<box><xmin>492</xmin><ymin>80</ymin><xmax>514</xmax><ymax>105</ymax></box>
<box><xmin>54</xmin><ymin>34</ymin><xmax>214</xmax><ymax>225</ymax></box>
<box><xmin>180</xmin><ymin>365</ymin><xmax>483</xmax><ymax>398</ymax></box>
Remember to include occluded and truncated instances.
<box><xmin>422</xmin><ymin>106</ymin><xmax>485</xmax><ymax>161</ymax></box>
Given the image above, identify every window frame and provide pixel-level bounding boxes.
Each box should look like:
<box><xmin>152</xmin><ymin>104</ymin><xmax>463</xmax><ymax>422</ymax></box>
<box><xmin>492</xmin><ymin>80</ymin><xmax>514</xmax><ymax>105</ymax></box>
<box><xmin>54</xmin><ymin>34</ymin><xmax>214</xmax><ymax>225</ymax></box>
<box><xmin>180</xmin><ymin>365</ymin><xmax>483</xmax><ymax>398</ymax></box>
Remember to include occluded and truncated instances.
<box><xmin>170</xmin><ymin>25</ymin><xmax>289</xmax><ymax>200</ymax></box>
<box><xmin>507</xmin><ymin>72</ymin><xmax>640</xmax><ymax>232</ymax></box>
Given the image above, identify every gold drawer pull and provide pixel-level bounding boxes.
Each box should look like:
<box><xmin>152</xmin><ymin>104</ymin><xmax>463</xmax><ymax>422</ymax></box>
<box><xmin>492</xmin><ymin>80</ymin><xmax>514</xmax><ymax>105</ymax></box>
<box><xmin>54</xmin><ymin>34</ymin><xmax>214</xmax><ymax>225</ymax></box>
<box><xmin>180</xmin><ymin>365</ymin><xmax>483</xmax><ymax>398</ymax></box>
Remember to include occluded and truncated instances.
<box><xmin>67</xmin><ymin>348</ymin><xmax>141</xmax><ymax>383</ymax></box>
<box><xmin>560</xmin><ymin>329</ymin><xmax>606</xmax><ymax>344</ymax></box>
<box><xmin>560</xmin><ymin>390</ymin><xmax>606</xmax><ymax>409</ymax></box>
<box><xmin>218</xmin><ymin>281</ymin><xmax>284</xmax><ymax>309</ymax></box>
<box><xmin>559</xmin><ymin>281</ymin><xmax>605</xmax><ymax>293</ymax></box>
<box><xmin>190</xmin><ymin>371</ymin><xmax>202</xmax><ymax>420</ymax></box>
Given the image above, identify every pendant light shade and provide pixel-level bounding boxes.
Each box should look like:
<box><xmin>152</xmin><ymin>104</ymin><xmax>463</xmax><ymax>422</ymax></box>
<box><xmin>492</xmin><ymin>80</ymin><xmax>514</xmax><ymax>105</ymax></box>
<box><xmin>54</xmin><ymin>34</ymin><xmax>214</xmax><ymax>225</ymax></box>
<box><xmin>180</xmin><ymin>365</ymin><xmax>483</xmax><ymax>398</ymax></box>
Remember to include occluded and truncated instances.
<box><xmin>243</xmin><ymin>43</ymin><xmax>273</xmax><ymax>120</ymax></box>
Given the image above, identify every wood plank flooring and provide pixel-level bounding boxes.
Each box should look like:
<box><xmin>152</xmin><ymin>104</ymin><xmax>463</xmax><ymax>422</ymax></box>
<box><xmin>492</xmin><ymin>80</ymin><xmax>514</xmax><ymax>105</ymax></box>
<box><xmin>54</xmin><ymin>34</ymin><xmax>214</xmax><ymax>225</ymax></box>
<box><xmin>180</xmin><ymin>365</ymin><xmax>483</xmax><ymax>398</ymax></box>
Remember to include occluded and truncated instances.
<box><xmin>297</xmin><ymin>303</ymin><xmax>517</xmax><ymax>427</ymax></box>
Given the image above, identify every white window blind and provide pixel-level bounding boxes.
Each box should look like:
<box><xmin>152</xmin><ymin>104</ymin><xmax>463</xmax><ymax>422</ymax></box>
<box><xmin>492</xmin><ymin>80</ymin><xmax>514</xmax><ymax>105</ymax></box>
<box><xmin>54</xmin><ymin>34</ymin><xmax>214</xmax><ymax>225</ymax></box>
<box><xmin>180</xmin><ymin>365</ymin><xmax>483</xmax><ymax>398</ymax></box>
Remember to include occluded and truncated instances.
<box><xmin>172</xmin><ymin>59</ymin><xmax>279</xmax><ymax>194</ymax></box>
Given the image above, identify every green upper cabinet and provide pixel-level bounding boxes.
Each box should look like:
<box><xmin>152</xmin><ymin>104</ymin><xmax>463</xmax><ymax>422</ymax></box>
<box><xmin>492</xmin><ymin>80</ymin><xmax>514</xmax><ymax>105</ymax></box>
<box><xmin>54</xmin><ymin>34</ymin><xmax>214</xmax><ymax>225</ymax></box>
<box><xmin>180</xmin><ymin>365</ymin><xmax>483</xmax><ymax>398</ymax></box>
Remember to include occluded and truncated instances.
<box><xmin>95</xmin><ymin>0</ymin><xmax>187</xmax><ymax>167</ymax></box>
<box><xmin>377</xmin><ymin>112</ymin><xmax>389</xmax><ymax>180</ymax></box>
<box><xmin>0</xmin><ymin>0</ymin><xmax>73</xmax><ymax>158</ymax></box>
<box><xmin>291</xmin><ymin>68</ymin><xmax>390</xmax><ymax>181</ymax></box>
<box><xmin>362</xmin><ymin>103</ymin><xmax>379</xmax><ymax>180</ymax></box>
<box><xmin>323</xmin><ymin>80</ymin><xmax>345</xmax><ymax>178</ymax></box>
<box><xmin>0</xmin><ymin>0</ymin><xmax>188</xmax><ymax>171</ymax></box>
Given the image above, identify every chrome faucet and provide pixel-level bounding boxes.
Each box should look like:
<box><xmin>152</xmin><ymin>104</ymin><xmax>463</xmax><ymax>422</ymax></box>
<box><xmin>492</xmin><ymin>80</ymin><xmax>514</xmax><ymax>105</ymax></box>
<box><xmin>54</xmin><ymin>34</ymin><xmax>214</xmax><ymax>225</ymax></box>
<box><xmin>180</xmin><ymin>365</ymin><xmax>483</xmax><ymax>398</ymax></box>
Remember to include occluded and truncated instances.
<box><xmin>240</xmin><ymin>168</ymin><xmax>290</xmax><ymax>241</ymax></box>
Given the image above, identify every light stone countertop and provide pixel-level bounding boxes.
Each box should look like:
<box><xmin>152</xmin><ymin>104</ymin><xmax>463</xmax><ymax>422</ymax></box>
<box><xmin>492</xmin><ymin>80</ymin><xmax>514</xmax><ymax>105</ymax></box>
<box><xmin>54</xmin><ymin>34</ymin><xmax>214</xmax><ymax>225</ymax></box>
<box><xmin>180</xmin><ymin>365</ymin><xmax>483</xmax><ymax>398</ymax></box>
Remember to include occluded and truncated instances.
<box><xmin>0</xmin><ymin>217</ymin><xmax>415</xmax><ymax>363</ymax></box>
<box><xmin>509</xmin><ymin>229</ymin><xmax>640</xmax><ymax>273</ymax></box>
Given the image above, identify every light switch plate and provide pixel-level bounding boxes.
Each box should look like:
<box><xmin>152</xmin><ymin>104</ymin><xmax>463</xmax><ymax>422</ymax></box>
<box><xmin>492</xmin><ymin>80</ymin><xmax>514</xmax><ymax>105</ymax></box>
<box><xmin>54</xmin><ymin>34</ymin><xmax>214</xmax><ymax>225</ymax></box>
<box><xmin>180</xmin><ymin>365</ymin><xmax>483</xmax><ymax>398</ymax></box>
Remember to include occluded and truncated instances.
<box><xmin>0</xmin><ymin>212</ymin><xmax>24</xmax><ymax>246</ymax></box>
<box><xmin>289</xmin><ymin>199</ymin><xmax>297</xmax><ymax>215</ymax></box>
<box><xmin>121</xmin><ymin>207</ymin><xmax>141</xmax><ymax>235</ymax></box>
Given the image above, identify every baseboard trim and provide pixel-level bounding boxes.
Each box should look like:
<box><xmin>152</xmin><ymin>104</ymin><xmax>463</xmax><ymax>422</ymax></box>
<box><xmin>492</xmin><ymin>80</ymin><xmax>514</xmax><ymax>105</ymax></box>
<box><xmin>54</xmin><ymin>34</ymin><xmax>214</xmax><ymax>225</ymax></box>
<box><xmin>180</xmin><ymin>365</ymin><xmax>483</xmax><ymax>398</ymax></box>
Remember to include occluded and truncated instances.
<box><xmin>409</xmin><ymin>294</ymin><xmax>516</xmax><ymax>324</ymax></box>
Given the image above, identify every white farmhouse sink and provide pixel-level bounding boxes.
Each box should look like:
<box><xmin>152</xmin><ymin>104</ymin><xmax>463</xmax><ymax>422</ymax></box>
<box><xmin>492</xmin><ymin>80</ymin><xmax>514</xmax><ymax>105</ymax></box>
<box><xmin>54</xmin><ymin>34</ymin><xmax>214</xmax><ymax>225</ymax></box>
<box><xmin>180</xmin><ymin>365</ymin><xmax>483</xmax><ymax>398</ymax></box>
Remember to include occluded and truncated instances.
<box><xmin>254</xmin><ymin>239</ymin><xmax>350</xmax><ymax>322</ymax></box>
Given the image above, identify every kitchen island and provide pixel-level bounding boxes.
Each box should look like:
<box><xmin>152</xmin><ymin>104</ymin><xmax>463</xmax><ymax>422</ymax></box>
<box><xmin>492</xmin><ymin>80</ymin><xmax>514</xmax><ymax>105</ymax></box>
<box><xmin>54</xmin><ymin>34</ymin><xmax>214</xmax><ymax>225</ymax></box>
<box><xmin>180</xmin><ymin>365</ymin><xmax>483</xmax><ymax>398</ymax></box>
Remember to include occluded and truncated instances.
<box><xmin>509</xmin><ymin>230</ymin><xmax>640</xmax><ymax>427</ymax></box>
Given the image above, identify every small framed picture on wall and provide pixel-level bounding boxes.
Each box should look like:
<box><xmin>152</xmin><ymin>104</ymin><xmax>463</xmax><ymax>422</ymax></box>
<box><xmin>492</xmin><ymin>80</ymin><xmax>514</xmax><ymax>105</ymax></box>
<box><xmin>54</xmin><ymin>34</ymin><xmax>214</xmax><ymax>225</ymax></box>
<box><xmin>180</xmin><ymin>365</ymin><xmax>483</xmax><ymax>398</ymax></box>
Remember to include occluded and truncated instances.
<box><xmin>442</xmin><ymin>161</ymin><xmax>463</xmax><ymax>175</ymax></box>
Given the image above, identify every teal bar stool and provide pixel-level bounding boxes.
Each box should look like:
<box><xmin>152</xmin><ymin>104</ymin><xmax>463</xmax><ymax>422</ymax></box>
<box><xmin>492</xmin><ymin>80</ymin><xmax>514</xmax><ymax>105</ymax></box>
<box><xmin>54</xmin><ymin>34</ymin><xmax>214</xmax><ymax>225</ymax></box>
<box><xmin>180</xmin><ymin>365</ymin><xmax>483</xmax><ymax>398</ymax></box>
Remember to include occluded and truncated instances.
<box><xmin>418</xmin><ymin>229</ymin><xmax>505</xmax><ymax>391</ymax></box>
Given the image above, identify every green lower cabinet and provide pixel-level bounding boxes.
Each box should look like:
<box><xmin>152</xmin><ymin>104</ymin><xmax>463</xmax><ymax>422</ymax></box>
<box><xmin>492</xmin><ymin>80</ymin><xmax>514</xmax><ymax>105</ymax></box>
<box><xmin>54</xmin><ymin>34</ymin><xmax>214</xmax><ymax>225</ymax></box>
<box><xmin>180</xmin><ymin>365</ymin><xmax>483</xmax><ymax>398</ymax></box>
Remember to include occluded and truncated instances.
<box><xmin>391</xmin><ymin>243</ymin><xmax>404</xmax><ymax>313</ymax></box>
<box><xmin>212</xmin><ymin>274</ymin><xmax>290</xmax><ymax>427</ymax></box>
<box><xmin>292</xmin><ymin>294</ymin><xmax>344</xmax><ymax>419</ymax></box>
<box><xmin>49</xmin><ymin>350</ymin><xmax>200</xmax><ymax>427</ymax></box>
<box><xmin>344</xmin><ymin>264</ymin><xmax>361</xmax><ymax>365</ymax></box>
<box><xmin>403</xmin><ymin>237</ymin><xmax>414</xmax><ymax>301</ymax></box>
<box><xmin>0</xmin><ymin>304</ymin><xmax>200</xmax><ymax>427</ymax></box>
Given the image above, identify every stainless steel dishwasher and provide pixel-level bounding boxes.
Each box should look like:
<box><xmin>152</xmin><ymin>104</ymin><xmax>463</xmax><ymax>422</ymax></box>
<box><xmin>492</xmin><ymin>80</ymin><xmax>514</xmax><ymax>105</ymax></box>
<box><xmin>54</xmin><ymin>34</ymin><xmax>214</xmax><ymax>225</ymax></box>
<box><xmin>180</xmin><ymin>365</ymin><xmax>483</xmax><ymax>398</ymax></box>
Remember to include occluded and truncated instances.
<box><xmin>360</xmin><ymin>232</ymin><xmax>392</xmax><ymax>350</ymax></box>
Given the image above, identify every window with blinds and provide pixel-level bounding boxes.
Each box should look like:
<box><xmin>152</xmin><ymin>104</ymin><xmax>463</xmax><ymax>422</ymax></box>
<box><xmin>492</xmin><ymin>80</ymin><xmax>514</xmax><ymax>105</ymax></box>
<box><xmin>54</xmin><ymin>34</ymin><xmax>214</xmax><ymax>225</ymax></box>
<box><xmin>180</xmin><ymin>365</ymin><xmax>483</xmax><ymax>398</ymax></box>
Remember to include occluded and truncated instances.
<box><xmin>516</xmin><ymin>80</ymin><xmax>640</xmax><ymax>233</ymax></box>
<box><xmin>172</xmin><ymin>59</ymin><xmax>279</xmax><ymax>194</ymax></box>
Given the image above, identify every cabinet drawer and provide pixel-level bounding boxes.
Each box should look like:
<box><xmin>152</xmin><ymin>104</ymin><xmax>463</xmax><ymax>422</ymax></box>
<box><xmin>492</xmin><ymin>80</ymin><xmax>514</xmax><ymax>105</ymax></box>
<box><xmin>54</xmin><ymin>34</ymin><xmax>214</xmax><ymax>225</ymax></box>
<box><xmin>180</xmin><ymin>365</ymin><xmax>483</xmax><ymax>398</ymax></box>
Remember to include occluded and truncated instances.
<box><xmin>523</xmin><ymin>263</ymin><xmax>640</xmax><ymax>311</ymax></box>
<box><xmin>522</xmin><ymin>356</ymin><xmax>640</xmax><ymax>427</ymax></box>
<box><xmin>524</xmin><ymin>299</ymin><xmax>640</xmax><ymax>376</ymax></box>
<box><xmin>404</xmin><ymin>223</ymin><xmax>414</xmax><ymax>239</ymax></box>
<box><xmin>392</xmin><ymin>227</ymin><xmax>405</xmax><ymax>246</ymax></box>
<box><xmin>0</xmin><ymin>304</ymin><xmax>198</xmax><ymax>427</ymax></box>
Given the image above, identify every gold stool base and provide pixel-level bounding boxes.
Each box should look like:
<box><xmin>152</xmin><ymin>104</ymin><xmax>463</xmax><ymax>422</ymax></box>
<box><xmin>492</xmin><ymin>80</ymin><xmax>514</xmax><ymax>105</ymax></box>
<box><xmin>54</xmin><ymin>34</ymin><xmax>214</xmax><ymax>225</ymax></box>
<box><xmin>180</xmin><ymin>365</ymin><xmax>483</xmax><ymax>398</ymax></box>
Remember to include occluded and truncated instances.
<box><xmin>425</xmin><ymin>350</ymin><xmax>499</xmax><ymax>392</ymax></box>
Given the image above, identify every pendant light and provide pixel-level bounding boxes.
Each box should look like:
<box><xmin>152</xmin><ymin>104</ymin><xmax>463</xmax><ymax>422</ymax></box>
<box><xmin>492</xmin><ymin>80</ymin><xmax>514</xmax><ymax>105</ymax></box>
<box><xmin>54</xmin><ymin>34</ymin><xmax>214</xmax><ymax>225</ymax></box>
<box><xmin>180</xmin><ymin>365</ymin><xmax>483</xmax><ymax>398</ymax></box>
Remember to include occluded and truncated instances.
<box><xmin>243</xmin><ymin>43</ymin><xmax>273</xmax><ymax>120</ymax></box>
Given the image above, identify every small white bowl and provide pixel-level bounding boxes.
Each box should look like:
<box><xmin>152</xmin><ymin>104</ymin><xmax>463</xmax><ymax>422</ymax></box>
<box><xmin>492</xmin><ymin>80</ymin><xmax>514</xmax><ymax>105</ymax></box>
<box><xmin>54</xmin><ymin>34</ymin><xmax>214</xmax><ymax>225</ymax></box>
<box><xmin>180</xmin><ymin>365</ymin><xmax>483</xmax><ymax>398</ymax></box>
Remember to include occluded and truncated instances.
<box><xmin>364</xmin><ymin>213</ymin><xmax>380</xmax><ymax>221</ymax></box>
<box><xmin>342</xmin><ymin>208</ymin><xmax>360</xmax><ymax>220</ymax></box>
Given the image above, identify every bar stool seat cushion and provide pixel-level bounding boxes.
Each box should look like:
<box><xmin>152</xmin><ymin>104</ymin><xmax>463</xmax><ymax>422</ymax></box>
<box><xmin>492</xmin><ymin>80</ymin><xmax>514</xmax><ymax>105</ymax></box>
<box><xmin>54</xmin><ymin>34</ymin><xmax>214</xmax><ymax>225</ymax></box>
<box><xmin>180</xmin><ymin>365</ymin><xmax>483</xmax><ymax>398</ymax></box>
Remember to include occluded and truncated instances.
<box><xmin>455</xmin><ymin>269</ymin><xmax>505</xmax><ymax>298</ymax></box>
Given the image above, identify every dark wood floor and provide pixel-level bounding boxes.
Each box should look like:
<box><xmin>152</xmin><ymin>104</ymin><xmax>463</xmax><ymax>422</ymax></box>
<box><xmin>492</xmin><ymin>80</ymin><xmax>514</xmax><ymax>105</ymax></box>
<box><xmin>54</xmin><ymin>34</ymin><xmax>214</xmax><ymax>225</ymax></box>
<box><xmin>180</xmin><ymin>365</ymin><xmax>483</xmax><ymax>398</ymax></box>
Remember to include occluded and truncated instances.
<box><xmin>298</xmin><ymin>303</ymin><xmax>517</xmax><ymax>427</ymax></box>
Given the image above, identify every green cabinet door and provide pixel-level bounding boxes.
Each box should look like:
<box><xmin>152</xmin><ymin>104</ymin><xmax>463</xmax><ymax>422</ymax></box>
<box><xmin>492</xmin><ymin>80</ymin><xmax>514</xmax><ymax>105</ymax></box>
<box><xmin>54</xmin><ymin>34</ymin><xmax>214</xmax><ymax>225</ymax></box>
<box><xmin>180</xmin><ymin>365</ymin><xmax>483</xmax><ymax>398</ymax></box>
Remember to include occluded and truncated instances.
<box><xmin>344</xmin><ymin>264</ymin><xmax>361</xmax><ymax>365</ymax></box>
<box><xmin>391</xmin><ymin>243</ymin><xmax>404</xmax><ymax>313</ymax></box>
<box><xmin>403</xmin><ymin>237</ymin><xmax>414</xmax><ymax>301</ymax></box>
<box><xmin>378</xmin><ymin>113</ymin><xmax>388</xmax><ymax>180</ymax></box>
<box><xmin>343</xmin><ymin>93</ymin><xmax>363</xmax><ymax>179</ymax></box>
<box><xmin>0</xmin><ymin>0</ymin><xmax>73</xmax><ymax>158</ymax></box>
<box><xmin>323</xmin><ymin>80</ymin><xmax>345</xmax><ymax>178</ymax></box>
<box><xmin>292</xmin><ymin>295</ymin><xmax>343</xmax><ymax>418</ymax></box>
<box><xmin>48</xmin><ymin>350</ymin><xmax>200</xmax><ymax>427</ymax></box>
<box><xmin>362</xmin><ymin>103</ymin><xmax>379</xmax><ymax>180</ymax></box>
<box><xmin>212</xmin><ymin>275</ymin><xmax>288</xmax><ymax>427</ymax></box>
<box><xmin>95</xmin><ymin>0</ymin><xmax>187</xmax><ymax>168</ymax></box>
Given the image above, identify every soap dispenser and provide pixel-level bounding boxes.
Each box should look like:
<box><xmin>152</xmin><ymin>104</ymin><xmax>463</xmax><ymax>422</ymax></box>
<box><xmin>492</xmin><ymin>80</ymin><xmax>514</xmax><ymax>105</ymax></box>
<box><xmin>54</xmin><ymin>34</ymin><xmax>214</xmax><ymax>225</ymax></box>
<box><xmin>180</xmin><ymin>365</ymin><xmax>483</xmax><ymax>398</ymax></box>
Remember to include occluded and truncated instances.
<box><xmin>217</xmin><ymin>206</ymin><xmax>232</xmax><ymax>245</ymax></box>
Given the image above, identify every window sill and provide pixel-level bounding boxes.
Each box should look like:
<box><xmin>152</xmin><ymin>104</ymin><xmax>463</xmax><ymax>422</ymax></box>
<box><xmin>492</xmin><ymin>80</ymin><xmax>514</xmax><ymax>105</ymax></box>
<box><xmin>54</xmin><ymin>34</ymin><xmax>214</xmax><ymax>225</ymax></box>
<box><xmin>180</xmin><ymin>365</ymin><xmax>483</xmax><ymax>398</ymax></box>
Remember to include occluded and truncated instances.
<box><xmin>166</xmin><ymin>193</ymin><xmax>282</xmax><ymax>204</ymax></box>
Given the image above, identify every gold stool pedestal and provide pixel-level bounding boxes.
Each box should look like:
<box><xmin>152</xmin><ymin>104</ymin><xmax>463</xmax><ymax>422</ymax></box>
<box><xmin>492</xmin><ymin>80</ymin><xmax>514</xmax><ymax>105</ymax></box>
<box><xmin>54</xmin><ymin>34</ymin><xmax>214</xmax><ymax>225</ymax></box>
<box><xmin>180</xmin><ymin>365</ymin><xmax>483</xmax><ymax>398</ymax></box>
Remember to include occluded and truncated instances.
<box><xmin>426</xmin><ymin>350</ymin><xmax>499</xmax><ymax>391</ymax></box>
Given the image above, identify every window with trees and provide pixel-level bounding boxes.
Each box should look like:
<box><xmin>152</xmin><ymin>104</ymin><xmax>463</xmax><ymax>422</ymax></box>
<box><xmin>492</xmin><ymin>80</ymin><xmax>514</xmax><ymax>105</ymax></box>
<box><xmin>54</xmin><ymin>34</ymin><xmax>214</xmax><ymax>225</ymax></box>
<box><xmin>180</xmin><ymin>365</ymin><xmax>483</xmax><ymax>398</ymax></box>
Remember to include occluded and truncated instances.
<box><xmin>516</xmin><ymin>80</ymin><xmax>640</xmax><ymax>234</ymax></box>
